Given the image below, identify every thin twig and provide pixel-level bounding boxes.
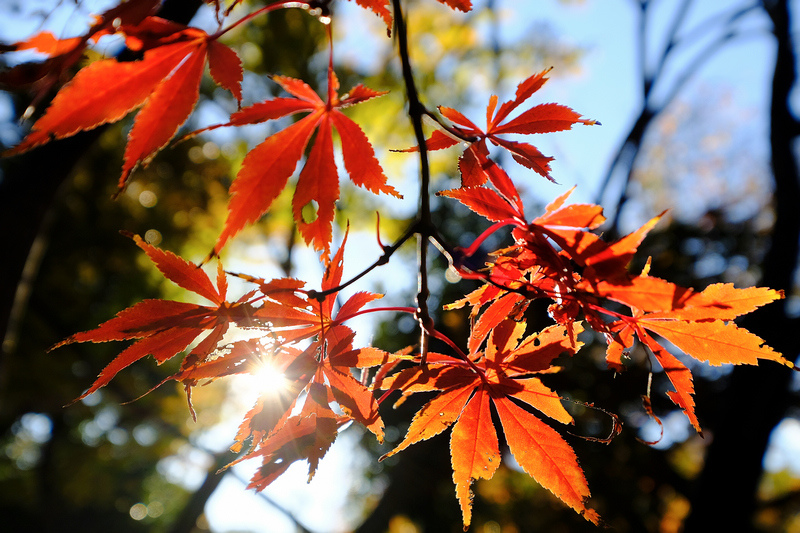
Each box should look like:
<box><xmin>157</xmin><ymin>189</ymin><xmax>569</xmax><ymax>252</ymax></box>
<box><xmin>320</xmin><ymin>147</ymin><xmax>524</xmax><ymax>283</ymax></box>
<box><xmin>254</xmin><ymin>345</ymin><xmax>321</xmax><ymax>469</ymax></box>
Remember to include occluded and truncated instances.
<box><xmin>306</xmin><ymin>221</ymin><xmax>418</xmax><ymax>301</ymax></box>
<box><xmin>211</xmin><ymin>1</ymin><xmax>314</xmax><ymax>40</ymax></box>
<box><xmin>228</xmin><ymin>469</ymin><xmax>314</xmax><ymax>533</ymax></box>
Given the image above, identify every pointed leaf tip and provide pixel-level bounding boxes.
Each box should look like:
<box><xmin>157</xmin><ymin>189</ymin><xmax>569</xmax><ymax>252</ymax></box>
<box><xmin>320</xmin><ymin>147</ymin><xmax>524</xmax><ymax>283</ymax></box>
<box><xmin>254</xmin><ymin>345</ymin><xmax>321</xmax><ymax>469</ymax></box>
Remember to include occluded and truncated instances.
<box><xmin>129</xmin><ymin>232</ymin><xmax>222</xmax><ymax>305</ymax></box>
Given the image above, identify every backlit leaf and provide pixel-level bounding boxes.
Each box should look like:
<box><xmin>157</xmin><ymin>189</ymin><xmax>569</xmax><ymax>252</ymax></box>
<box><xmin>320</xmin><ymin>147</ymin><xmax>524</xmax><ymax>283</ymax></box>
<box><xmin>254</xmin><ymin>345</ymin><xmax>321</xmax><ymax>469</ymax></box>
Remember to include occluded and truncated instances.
<box><xmin>451</xmin><ymin>387</ymin><xmax>499</xmax><ymax>529</ymax></box>
<box><xmin>494</xmin><ymin>397</ymin><xmax>599</xmax><ymax>524</ymax></box>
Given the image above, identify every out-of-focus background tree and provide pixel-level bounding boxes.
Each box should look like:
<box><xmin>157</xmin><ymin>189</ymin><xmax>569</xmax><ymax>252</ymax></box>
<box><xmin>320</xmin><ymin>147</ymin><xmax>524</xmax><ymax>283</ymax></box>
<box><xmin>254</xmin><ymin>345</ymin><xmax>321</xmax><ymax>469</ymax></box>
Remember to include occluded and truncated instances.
<box><xmin>1</xmin><ymin>1</ymin><xmax>798</xmax><ymax>532</ymax></box>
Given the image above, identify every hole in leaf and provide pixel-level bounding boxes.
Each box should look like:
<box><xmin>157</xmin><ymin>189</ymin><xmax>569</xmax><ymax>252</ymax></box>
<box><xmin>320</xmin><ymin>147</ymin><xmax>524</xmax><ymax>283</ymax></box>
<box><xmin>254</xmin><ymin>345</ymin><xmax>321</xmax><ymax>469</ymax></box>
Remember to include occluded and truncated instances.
<box><xmin>301</xmin><ymin>200</ymin><xmax>319</xmax><ymax>224</ymax></box>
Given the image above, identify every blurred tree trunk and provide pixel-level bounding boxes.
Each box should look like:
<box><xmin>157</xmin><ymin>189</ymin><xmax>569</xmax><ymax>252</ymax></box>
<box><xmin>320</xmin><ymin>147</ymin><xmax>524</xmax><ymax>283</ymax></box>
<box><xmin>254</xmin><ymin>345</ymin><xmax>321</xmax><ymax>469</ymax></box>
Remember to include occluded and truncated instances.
<box><xmin>0</xmin><ymin>0</ymin><xmax>203</xmax><ymax>420</ymax></box>
<box><xmin>684</xmin><ymin>0</ymin><xmax>800</xmax><ymax>530</ymax></box>
<box><xmin>591</xmin><ymin>1</ymin><xmax>799</xmax><ymax>529</ymax></box>
<box><xmin>168</xmin><ymin>450</ymin><xmax>237</xmax><ymax>533</ymax></box>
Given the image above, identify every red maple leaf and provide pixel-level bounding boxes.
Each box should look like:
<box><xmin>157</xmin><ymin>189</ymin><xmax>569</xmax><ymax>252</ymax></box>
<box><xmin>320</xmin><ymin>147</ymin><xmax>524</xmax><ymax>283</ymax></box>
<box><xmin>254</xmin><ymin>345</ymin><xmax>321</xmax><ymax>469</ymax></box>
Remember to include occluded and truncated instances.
<box><xmin>5</xmin><ymin>15</ymin><xmax>242</xmax><ymax>191</ymax></box>
<box><xmin>208</xmin><ymin>66</ymin><xmax>400</xmax><ymax>258</ymax></box>
<box><xmin>438</xmin><ymin>181</ymin><xmax>525</xmax><ymax>224</ymax></box>
<box><xmin>348</xmin><ymin>0</ymin><xmax>472</xmax><ymax>33</ymax></box>
<box><xmin>437</xmin><ymin>0</ymin><xmax>473</xmax><ymax>12</ymax></box>
<box><xmin>230</xmin><ymin>231</ymin><xmax>395</xmax><ymax>459</ymax></box>
<box><xmin>245</xmin><ymin>228</ymin><xmax>384</xmax><ymax>344</ymax></box>
<box><xmin>50</xmin><ymin>233</ymin><xmax>255</xmax><ymax>409</ymax></box>
<box><xmin>227</xmin><ymin>326</ymin><xmax>394</xmax><ymax>492</ymax></box>
<box><xmin>232</xmin><ymin>389</ymin><xmax>348</xmax><ymax>491</ymax></box>
<box><xmin>264</xmin><ymin>325</ymin><xmax>391</xmax><ymax>439</ymax></box>
<box><xmin>350</xmin><ymin>0</ymin><xmax>393</xmax><ymax>30</ymax></box>
<box><xmin>410</xmin><ymin>69</ymin><xmax>596</xmax><ymax>185</ymax></box>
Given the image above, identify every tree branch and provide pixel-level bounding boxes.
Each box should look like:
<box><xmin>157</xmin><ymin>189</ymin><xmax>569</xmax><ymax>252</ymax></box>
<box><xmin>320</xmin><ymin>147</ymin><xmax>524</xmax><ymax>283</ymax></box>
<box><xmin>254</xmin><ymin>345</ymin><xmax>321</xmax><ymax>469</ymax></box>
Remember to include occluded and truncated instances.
<box><xmin>595</xmin><ymin>0</ymin><xmax>767</xmax><ymax>232</ymax></box>
<box><xmin>392</xmin><ymin>0</ymin><xmax>435</xmax><ymax>360</ymax></box>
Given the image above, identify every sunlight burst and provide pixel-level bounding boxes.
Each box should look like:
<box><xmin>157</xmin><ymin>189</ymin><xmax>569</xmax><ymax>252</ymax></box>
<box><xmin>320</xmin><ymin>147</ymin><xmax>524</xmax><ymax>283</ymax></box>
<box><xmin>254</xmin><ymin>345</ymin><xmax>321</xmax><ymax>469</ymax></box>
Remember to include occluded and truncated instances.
<box><xmin>251</xmin><ymin>358</ymin><xmax>290</xmax><ymax>396</ymax></box>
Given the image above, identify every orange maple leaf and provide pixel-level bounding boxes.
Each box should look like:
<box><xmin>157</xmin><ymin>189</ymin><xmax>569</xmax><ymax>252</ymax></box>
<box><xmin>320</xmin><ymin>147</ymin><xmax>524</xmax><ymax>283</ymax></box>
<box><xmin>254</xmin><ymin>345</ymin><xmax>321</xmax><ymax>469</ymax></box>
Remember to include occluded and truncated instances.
<box><xmin>609</xmin><ymin>283</ymin><xmax>789</xmax><ymax>431</ymax></box>
<box><xmin>443</xmin><ymin>186</ymin><xmax>793</xmax><ymax>436</ymax></box>
<box><xmin>351</xmin><ymin>0</ymin><xmax>393</xmax><ymax>30</ymax></box>
<box><xmin>437</xmin><ymin>0</ymin><xmax>473</xmax><ymax>12</ymax></box>
<box><xmin>380</xmin><ymin>320</ymin><xmax>599</xmax><ymax>529</ymax></box>
<box><xmin>245</xmin><ymin>228</ymin><xmax>384</xmax><ymax>344</ymax></box>
<box><xmin>227</xmin><ymin>323</ymin><xmax>395</xmax><ymax>491</ymax></box>
<box><xmin>438</xmin><ymin>182</ymin><xmax>526</xmax><ymax>223</ymax></box>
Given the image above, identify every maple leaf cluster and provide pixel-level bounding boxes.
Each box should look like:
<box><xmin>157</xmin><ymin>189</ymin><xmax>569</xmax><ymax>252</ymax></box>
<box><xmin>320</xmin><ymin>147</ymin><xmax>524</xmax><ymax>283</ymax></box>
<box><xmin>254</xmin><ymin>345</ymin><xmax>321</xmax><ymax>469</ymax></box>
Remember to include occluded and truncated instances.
<box><xmin>3</xmin><ymin>0</ymin><xmax>794</xmax><ymax>530</ymax></box>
